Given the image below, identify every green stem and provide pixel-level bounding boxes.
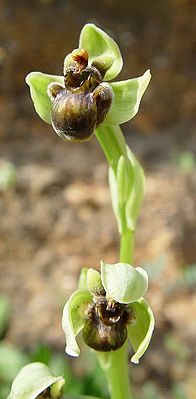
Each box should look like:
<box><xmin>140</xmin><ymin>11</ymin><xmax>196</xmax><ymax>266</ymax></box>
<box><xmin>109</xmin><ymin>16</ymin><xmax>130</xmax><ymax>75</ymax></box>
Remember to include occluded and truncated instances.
<box><xmin>96</xmin><ymin>125</ymin><xmax>128</xmax><ymax>173</ymax></box>
<box><xmin>95</xmin><ymin>124</ymin><xmax>135</xmax><ymax>399</ymax></box>
<box><xmin>97</xmin><ymin>344</ymin><xmax>131</xmax><ymax>399</ymax></box>
<box><xmin>96</xmin><ymin>124</ymin><xmax>135</xmax><ymax>265</ymax></box>
<box><xmin>119</xmin><ymin>229</ymin><xmax>134</xmax><ymax>264</ymax></box>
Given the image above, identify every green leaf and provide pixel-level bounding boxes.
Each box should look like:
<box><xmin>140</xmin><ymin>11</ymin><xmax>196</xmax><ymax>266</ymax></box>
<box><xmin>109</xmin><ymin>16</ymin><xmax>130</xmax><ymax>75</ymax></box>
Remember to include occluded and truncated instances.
<box><xmin>62</xmin><ymin>290</ymin><xmax>92</xmax><ymax>357</ymax></box>
<box><xmin>125</xmin><ymin>146</ymin><xmax>145</xmax><ymax>231</ymax></box>
<box><xmin>7</xmin><ymin>362</ymin><xmax>65</xmax><ymax>399</ymax></box>
<box><xmin>64</xmin><ymin>396</ymin><xmax>101</xmax><ymax>399</ymax></box>
<box><xmin>0</xmin><ymin>343</ymin><xmax>28</xmax><ymax>383</ymax></box>
<box><xmin>127</xmin><ymin>298</ymin><xmax>154</xmax><ymax>364</ymax></box>
<box><xmin>79</xmin><ymin>23</ymin><xmax>123</xmax><ymax>81</ymax></box>
<box><xmin>101</xmin><ymin>262</ymin><xmax>148</xmax><ymax>303</ymax></box>
<box><xmin>0</xmin><ymin>296</ymin><xmax>9</xmax><ymax>338</ymax></box>
<box><xmin>0</xmin><ymin>162</ymin><xmax>16</xmax><ymax>192</ymax></box>
<box><xmin>103</xmin><ymin>70</ymin><xmax>151</xmax><ymax>125</ymax></box>
<box><xmin>25</xmin><ymin>72</ymin><xmax>64</xmax><ymax>123</ymax></box>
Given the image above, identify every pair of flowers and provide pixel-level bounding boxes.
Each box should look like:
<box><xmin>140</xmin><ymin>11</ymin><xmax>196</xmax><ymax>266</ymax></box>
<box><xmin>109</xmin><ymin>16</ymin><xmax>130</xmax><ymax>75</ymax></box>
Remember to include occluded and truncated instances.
<box><xmin>25</xmin><ymin>23</ymin><xmax>154</xmax><ymax>365</ymax></box>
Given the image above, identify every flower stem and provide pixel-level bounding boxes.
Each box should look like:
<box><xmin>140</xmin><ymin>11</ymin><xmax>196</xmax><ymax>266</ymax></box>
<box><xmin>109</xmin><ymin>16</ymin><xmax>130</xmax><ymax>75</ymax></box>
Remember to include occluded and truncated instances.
<box><xmin>97</xmin><ymin>344</ymin><xmax>132</xmax><ymax>399</ymax></box>
<box><xmin>119</xmin><ymin>229</ymin><xmax>134</xmax><ymax>264</ymax></box>
<box><xmin>95</xmin><ymin>125</ymin><xmax>135</xmax><ymax>399</ymax></box>
<box><xmin>96</xmin><ymin>124</ymin><xmax>135</xmax><ymax>265</ymax></box>
<box><xmin>96</xmin><ymin>125</ymin><xmax>127</xmax><ymax>173</ymax></box>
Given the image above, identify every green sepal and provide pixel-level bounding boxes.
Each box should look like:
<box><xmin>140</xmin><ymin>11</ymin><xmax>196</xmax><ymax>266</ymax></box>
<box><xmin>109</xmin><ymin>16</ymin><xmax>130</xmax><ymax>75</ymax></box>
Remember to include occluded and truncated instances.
<box><xmin>7</xmin><ymin>362</ymin><xmax>65</xmax><ymax>399</ymax></box>
<box><xmin>79</xmin><ymin>23</ymin><xmax>123</xmax><ymax>81</ymax></box>
<box><xmin>25</xmin><ymin>72</ymin><xmax>64</xmax><ymax>123</ymax></box>
<box><xmin>125</xmin><ymin>146</ymin><xmax>145</xmax><ymax>231</ymax></box>
<box><xmin>62</xmin><ymin>290</ymin><xmax>92</xmax><ymax>357</ymax></box>
<box><xmin>128</xmin><ymin>298</ymin><xmax>154</xmax><ymax>364</ymax></box>
<box><xmin>103</xmin><ymin>70</ymin><xmax>151</xmax><ymax>125</ymax></box>
<box><xmin>101</xmin><ymin>262</ymin><xmax>148</xmax><ymax>304</ymax></box>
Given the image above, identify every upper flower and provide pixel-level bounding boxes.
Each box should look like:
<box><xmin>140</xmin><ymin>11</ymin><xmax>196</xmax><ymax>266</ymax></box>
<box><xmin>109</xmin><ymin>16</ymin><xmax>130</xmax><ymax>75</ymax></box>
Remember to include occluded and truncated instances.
<box><xmin>25</xmin><ymin>23</ymin><xmax>151</xmax><ymax>142</ymax></box>
<box><xmin>62</xmin><ymin>262</ymin><xmax>154</xmax><ymax>364</ymax></box>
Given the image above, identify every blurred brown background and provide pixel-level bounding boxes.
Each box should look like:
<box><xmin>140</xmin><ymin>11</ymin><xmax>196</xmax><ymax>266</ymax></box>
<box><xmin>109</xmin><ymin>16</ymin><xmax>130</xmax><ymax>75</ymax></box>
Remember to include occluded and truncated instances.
<box><xmin>0</xmin><ymin>1</ymin><xmax>196</xmax><ymax>398</ymax></box>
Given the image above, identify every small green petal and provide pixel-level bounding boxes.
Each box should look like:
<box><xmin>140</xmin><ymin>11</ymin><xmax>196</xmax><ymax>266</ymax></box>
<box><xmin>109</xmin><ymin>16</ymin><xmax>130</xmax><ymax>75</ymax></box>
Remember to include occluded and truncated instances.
<box><xmin>87</xmin><ymin>268</ymin><xmax>105</xmax><ymax>296</ymax></box>
<box><xmin>128</xmin><ymin>298</ymin><xmax>154</xmax><ymax>364</ymax></box>
<box><xmin>103</xmin><ymin>70</ymin><xmax>151</xmax><ymax>125</ymax></box>
<box><xmin>25</xmin><ymin>72</ymin><xmax>64</xmax><ymax>123</ymax></box>
<box><xmin>101</xmin><ymin>262</ymin><xmax>148</xmax><ymax>303</ymax></box>
<box><xmin>7</xmin><ymin>362</ymin><xmax>65</xmax><ymax>399</ymax></box>
<box><xmin>62</xmin><ymin>290</ymin><xmax>92</xmax><ymax>357</ymax></box>
<box><xmin>79</xmin><ymin>23</ymin><xmax>123</xmax><ymax>81</ymax></box>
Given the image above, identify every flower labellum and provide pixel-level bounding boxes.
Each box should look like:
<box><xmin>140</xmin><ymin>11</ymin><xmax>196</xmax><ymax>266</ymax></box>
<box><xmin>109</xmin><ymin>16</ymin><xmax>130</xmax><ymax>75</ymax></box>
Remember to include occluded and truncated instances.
<box><xmin>82</xmin><ymin>298</ymin><xmax>132</xmax><ymax>352</ymax></box>
<box><xmin>47</xmin><ymin>48</ymin><xmax>113</xmax><ymax>142</ymax></box>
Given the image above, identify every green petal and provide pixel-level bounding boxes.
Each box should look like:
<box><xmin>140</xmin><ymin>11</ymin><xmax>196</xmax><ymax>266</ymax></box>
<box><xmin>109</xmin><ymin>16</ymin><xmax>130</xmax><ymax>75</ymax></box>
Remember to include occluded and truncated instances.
<box><xmin>87</xmin><ymin>268</ymin><xmax>105</xmax><ymax>296</ymax></box>
<box><xmin>25</xmin><ymin>72</ymin><xmax>64</xmax><ymax>123</ymax></box>
<box><xmin>7</xmin><ymin>362</ymin><xmax>65</xmax><ymax>399</ymax></box>
<box><xmin>101</xmin><ymin>262</ymin><xmax>148</xmax><ymax>303</ymax></box>
<box><xmin>79</xmin><ymin>23</ymin><xmax>123</xmax><ymax>81</ymax></box>
<box><xmin>62</xmin><ymin>290</ymin><xmax>92</xmax><ymax>357</ymax></box>
<box><xmin>103</xmin><ymin>70</ymin><xmax>151</xmax><ymax>125</ymax></box>
<box><xmin>128</xmin><ymin>298</ymin><xmax>154</xmax><ymax>364</ymax></box>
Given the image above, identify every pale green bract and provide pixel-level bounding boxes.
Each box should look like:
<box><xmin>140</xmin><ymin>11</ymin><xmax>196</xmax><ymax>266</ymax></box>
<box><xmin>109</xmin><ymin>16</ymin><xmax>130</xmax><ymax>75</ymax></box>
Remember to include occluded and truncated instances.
<box><xmin>62</xmin><ymin>263</ymin><xmax>154</xmax><ymax>363</ymax></box>
<box><xmin>25</xmin><ymin>24</ymin><xmax>151</xmax><ymax>131</ymax></box>
<box><xmin>109</xmin><ymin>145</ymin><xmax>145</xmax><ymax>233</ymax></box>
<box><xmin>7</xmin><ymin>362</ymin><xmax>65</xmax><ymax>399</ymax></box>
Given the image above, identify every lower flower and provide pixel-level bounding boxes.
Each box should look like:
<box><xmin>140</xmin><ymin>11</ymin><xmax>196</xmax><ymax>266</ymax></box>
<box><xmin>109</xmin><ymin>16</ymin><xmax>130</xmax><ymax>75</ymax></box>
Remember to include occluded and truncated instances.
<box><xmin>62</xmin><ymin>262</ymin><xmax>154</xmax><ymax>364</ymax></box>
